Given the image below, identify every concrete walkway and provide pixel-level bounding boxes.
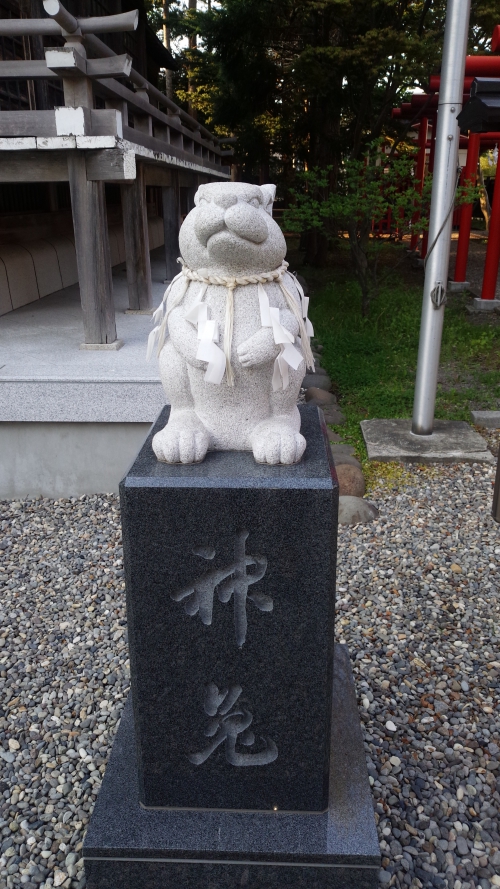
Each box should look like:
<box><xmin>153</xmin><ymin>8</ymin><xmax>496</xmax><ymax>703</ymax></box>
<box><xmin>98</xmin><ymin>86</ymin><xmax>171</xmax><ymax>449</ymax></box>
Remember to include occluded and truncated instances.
<box><xmin>0</xmin><ymin>248</ymin><xmax>167</xmax><ymax>386</ymax></box>
<box><xmin>0</xmin><ymin>248</ymin><xmax>170</xmax><ymax>497</ymax></box>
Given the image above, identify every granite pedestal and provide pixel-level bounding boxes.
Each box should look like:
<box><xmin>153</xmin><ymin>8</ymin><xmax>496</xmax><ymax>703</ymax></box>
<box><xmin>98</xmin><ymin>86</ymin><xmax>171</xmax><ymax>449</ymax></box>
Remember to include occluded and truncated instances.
<box><xmin>84</xmin><ymin>404</ymin><xmax>380</xmax><ymax>886</ymax></box>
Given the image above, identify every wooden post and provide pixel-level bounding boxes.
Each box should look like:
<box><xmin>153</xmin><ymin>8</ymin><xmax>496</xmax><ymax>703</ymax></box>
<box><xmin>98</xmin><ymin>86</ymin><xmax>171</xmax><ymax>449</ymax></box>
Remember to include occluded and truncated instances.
<box><xmin>162</xmin><ymin>172</ymin><xmax>180</xmax><ymax>281</ymax></box>
<box><xmin>121</xmin><ymin>162</ymin><xmax>153</xmax><ymax>311</ymax></box>
<box><xmin>68</xmin><ymin>153</ymin><xmax>118</xmax><ymax>345</ymax></box>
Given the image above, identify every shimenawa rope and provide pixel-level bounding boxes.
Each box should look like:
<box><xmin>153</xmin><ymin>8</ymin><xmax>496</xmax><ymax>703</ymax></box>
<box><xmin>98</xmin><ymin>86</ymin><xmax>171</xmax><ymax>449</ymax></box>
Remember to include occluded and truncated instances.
<box><xmin>147</xmin><ymin>260</ymin><xmax>315</xmax><ymax>387</ymax></box>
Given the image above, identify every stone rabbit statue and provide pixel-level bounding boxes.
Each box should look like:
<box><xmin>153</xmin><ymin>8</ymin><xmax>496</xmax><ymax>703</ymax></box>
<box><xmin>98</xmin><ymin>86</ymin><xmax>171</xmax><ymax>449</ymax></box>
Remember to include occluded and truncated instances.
<box><xmin>148</xmin><ymin>181</ymin><xmax>314</xmax><ymax>465</ymax></box>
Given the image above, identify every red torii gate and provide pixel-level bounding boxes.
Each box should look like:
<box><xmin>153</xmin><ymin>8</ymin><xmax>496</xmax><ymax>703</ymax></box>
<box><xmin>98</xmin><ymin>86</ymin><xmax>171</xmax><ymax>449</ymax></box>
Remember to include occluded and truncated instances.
<box><xmin>392</xmin><ymin>46</ymin><xmax>500</xmax><ymax>293</ymax></box>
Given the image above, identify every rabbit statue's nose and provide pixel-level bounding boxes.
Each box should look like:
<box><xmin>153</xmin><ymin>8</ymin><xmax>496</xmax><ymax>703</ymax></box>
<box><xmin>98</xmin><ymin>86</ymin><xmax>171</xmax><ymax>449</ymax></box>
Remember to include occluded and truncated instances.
<box><xmin>224</xmin><ymin>202</ymin><xmax>268</xmax><ymax>244</ymax></box>
<box><xmin>213</xmin><ymin>193</ymin><xmax>239</xmax><ymax>210</ymax></box>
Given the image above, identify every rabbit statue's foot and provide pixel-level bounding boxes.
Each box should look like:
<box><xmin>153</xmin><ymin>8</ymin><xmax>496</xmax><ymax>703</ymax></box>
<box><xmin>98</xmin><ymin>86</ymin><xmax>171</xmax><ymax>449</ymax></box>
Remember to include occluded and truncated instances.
<box><xmin>153</xmin><ymin>410</ymin><xmax>210</xmax><ymax>464</ymax></box>
<box><xmin>250</xmin><ymin>417</ymin><xmax>306</xmax><ymax>465</ymax></box>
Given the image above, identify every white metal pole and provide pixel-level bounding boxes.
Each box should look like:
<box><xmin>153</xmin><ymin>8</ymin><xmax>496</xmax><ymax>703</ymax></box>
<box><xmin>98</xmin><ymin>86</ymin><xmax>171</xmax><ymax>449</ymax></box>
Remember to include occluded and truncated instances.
<box><xmin>412</xmin><ymin>0</ymin><xmax>471</xmax><ymax>435</ymax></box>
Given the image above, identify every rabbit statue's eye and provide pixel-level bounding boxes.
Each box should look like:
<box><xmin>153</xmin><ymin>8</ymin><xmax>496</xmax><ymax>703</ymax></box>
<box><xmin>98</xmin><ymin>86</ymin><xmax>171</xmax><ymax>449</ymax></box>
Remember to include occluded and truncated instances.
<box><xmin>248</xmin><ymin>198</ymin><xmax>260</xmax><ymax>208</ymax></box>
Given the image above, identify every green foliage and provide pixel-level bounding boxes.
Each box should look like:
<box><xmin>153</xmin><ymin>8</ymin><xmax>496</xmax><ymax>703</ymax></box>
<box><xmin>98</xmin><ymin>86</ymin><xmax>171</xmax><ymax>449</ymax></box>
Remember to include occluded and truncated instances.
<box><xmin>144</xmin><ymin>0</ymin><xmax>165</xmax><ymax>35</ymax></box>
<box><xmin>285</xmin><ymin>155</ymin><xmax>418</xmax><ymax>237</ymax></box>
<box><xmin>283</xmin><ymin>147</ymin><xmax>480</xmax><ymax>314</ymax></box>
<box><xmin>306</xmin><ymin>246</ymin><xmax>500</xmax><ymax>454</ymax></box>
<box><xmin>284</xmin><ymin>146</ymin><xmax>431</xmax><ymax>314</ymax></box>
<box><xmin>480</xmin><ymin>148</ymin><xmax>498</xmax><ymax>179</ymax></box>
<box><xmin>159</xmin><ymin>0</ymin><xmax>499</xmax><ymax>182</ymax></box>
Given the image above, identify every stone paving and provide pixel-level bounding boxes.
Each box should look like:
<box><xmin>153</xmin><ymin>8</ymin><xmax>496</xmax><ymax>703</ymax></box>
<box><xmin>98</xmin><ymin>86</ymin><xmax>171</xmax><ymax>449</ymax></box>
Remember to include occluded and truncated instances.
<box><xmin>0</xmin><ymin>457</ymin><xmax>499</xmax><ymax>888</ymax></box>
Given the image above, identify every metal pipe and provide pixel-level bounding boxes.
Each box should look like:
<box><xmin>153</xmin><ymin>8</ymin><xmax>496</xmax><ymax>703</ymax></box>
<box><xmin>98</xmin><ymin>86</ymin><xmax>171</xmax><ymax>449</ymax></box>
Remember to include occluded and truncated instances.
<box><xmin>412</xmin><ymin>0</ymin><xmax>471</xmax><ymax>436</ymax></box>
<box><xmin>454</xmin><ymin>131</ymin><xmax>480</xmax><ymax>282</ymax></box>
<box><xmin>480</xmin><ymin>171</ymin><xmax>500</xmax><ymax>299</ymax></box>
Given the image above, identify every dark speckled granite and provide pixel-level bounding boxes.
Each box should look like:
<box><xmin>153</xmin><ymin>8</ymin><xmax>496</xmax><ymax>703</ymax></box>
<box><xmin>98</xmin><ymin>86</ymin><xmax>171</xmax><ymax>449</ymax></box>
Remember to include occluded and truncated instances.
<box><xmin>119</xmin><ymin>404</ymin><xmax>338</xmax><ymax>812</ymax></box>
<box><xmin>84</xmin><ymin>644</ymin><xmax>380</xmax><ymax>888</ymax></box>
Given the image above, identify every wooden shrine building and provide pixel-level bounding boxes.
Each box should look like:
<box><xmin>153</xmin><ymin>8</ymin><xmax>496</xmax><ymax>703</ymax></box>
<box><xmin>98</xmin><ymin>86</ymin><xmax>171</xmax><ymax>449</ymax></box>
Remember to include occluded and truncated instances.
<box><xmin>0</xmin><ymin>0</ymin><xmax>231</xmax><ymax>347</ymax></box>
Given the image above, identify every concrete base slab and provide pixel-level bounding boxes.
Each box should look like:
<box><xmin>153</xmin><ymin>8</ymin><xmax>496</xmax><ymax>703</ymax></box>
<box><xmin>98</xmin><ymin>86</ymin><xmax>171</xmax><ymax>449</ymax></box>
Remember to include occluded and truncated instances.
<box><xmin>471</xmin><ymin>410</ymin><xmax>500</xmax><ymax>429</ymax></box>
<box><xmin>470</xmin><ymin>298</ymin><xmax>500</xmax><ymax>313</ymax></box>
<box><xmin>447</xmin><ymin>280</ymin><xmax>470</xmax><ymax>292</ymax></box>
<box><xmin>360</xmin><ymin>418</ymin><xmax>494</xmax><ymax>464</ymax></box>
<box><xmin>0</xmin><ymin>421</ymin><xmax>153</xmax><ymax>498</ymax></box>
<box><xmin>80</xmin><ymin>340</ymin><xmax>124</xmax><ymax>351</ymax></box>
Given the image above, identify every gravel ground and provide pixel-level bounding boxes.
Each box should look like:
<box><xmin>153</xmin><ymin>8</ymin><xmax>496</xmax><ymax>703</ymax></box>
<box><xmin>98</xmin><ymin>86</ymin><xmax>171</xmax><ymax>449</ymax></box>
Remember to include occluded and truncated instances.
<box><xmin>0</xmin><ymin>497</ymin><xmax>127</xmax><ymax>889</ymax></box>
<box><xmin>0</xmin><ymin>461</ymin><xmax>499</xmax><ymax>889</ymax></box>
<box><xmin>339</xmin><ymin>462</ymin><xmax>500</xmax><ymax>889</ymax></box>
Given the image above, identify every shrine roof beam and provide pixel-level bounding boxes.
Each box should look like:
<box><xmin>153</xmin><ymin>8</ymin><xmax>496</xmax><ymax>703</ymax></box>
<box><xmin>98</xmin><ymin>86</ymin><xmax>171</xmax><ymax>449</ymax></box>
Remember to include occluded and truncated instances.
<box><xmin>457</xmin><ymin>78</ymin><xmax>500</xmax><ymax>133</ymax></box>
<box><xmin>84</xmin><ymin>33</ymin><xmax>215</xmax><ymax>143</ymax></box>
<box><xmin>429</xmin><ymin>75</ymin><xmax>474</xmax><ymax>92</ymax></box>
<box><xmin>0</xmin><ymin>4</ymin><xmax>138</xmax><ymax>36</ymax></box>
<box><xmin>409</xmin><ymin>92</ymin><xmax>469</xmax><ymax>109</ymax></box>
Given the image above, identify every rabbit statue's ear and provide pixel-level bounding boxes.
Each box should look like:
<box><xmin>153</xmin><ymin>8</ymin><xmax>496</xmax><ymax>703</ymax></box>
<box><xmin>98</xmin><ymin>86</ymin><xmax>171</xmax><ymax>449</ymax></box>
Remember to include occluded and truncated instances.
<box><xmin>194</xmin><ymin>185</ymin><xmax>206</xmax><ymax>206</ymax></box>
<box><xmin>260</xmin><ymin>184</ymin><xmax>276</xmax><ymax>216</ymax></box>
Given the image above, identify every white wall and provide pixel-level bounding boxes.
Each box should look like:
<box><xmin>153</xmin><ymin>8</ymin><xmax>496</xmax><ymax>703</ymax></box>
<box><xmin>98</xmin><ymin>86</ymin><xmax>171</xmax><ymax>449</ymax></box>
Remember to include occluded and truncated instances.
<box><xmin>0</xmin><ymin>422</ymin><xmax>152</xmax><ymax>499</ymax></box>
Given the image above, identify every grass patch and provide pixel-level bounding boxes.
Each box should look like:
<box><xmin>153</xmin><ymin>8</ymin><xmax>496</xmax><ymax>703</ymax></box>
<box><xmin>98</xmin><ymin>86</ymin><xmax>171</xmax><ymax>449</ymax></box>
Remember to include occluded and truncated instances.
<box><xmin>364</xmin><ymin>461</ymin><xmax>439</xmax><ymax>495</ymax></box>
<box><xmin>294</xmin><ymin>242</ymin><xmax>500</xmax><ymax>456</ymax></box>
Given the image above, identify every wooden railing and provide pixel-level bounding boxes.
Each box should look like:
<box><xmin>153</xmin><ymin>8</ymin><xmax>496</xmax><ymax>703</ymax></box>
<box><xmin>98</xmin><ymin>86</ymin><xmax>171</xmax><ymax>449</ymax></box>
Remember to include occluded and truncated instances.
<box><xmin>0</xmin><ymin>0</ymin><xmax>232</xmax><ymax>173</ymax></box>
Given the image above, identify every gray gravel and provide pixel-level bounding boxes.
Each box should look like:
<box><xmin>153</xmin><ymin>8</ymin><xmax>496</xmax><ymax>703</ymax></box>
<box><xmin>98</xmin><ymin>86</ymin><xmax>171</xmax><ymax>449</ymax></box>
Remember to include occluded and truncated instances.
<box><xmin>339</xmin><ymin>462</ymin><xmax>500</xmax><ymax>889</ymax></box>
<box><xmin>0</xmin><ymin>461</ymin><xmax>499</xmax><ymax>889</ymax></box>
<box><xmin>0</xmin><ymin>496</ymin><xmax>127</xmax><ymax>889</ymax></box>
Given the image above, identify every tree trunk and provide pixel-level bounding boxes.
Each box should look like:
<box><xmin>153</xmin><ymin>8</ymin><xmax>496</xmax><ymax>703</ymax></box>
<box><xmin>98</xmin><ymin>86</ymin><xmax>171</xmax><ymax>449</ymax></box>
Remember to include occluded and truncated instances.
<box><xmin>348</xmin><ymin>222</ymin><xmax>372</xmax><ymax>316</ymax></box>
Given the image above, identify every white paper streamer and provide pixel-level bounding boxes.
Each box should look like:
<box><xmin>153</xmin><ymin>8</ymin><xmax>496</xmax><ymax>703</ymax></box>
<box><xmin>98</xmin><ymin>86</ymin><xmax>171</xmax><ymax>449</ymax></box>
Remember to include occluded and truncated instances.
<box><xmin>196</xmin><ymin>318</ymin><xmax>226</xmax><ymax>385</ymax></box>
<box><xmin>288</xmin><ymin>273</ymin><xmax>315</xmax><ymax>340</ymax></box>
<box><xmin>258</xmin><ymin>282</ymin><xmax>272</xmax><ymax>326</ymax></box>
<box><xmin>147</xmin><ymin>260</ymin><xmax>314</xmax><ymax>390</ymax></box>
<box><xmin>258</xmin><ymin>286</ymin><xmax>304</xmax><ymax>390</ymax></box>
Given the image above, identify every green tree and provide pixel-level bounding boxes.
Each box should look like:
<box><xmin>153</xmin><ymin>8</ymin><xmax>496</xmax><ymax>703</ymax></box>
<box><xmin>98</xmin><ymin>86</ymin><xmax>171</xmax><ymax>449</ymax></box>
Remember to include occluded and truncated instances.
<box><xmin>284</xmin><ymin>145</ymin><xmax>428</xmax><ymax>315</ymax></box>
<box><xmin>166</xmin><ymin>0</ymin><xmax>496</xmax><ymax>175</ymax></box>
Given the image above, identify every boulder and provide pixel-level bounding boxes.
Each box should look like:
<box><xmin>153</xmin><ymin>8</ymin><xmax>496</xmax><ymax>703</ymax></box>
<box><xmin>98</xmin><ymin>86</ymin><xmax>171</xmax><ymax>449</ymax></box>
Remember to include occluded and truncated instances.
<box><xmin>330</xmin><ymin>444</ymin><xmax>356</xmax><ymax>458</ymax></box>
<box><xmin>327</xmin><ymin>429</ymin><xmax>342</xmax><ymax>443</ymax></box>
<box><xmin>335</xmin><ymin>464</ymin><xmax>365</xmax><ymax>497</ymax></box>
<box><xmin>331</xmin><ymin>453</ymin><xmax>363</xmax><ymax>470</ymax></box>
<box><xmin>302</xmin><ymin>373</ymin><xmax>331</xmax><ymax>391</ymax></box>
<box><xmin>305</xmin><ymin>388</ymin><xmax>337</xmax><ymax>405</ymax></box>
<box><xmin>322</xmin><ymin>406</ymin><xmax>345</xmax><ymax>425</ymax></box>
<box><xmin>338</xmin><ymin>496</ymin><xmax>379</xmax><ymax>525</ymax></box>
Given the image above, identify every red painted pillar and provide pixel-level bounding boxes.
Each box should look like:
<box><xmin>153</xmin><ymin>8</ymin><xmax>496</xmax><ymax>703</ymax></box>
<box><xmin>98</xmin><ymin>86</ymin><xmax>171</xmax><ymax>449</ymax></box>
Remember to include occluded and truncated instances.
<box><xmin>410</xmin><ymin>116</ymin><xmax>428</xmax><ymax>251</ymax></box>
<box><xmin>420</xmin><ymin>114</ymin><xmax>437</xmax><ymax>259</ymax></box>
<box><xmin>481</xmin><ymin>170</ymin><xmax>500</xmax><ymax>299</ymax></box>
<box><xmin>454</xmin><ymin>132</ymin><xmax>481</xmax><ymax>282</ymax></box>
